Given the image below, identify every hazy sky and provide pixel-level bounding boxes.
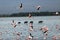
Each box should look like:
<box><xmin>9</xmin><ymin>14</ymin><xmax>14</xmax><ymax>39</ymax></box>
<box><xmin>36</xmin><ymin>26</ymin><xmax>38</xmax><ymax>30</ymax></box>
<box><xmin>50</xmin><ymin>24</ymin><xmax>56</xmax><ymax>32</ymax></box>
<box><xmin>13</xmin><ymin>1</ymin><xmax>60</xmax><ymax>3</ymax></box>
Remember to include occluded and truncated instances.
<box><xmin>0</xmin><ymin>0</ymin><xmax>60</xmax><ymax>14</ymax></box>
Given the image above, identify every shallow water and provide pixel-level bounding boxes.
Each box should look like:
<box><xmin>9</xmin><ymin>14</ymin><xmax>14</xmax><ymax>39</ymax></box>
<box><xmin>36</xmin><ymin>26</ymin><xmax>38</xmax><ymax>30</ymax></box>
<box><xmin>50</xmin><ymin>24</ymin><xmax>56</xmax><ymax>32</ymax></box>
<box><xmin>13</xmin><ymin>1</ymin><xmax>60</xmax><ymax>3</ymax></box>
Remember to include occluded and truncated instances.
<box><xmin>0</xmin><ymin>16</ymin><xmax>60</xmax><ymax>40</ymax></box>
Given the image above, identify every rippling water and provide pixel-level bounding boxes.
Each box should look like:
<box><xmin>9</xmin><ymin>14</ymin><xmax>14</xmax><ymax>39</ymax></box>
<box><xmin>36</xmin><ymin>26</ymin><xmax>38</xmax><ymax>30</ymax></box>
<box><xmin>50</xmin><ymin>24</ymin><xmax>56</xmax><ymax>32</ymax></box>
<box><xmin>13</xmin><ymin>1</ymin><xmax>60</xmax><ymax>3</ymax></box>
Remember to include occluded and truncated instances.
<box><xmin>0</xmin><ymin>16</ymin><xmax>60</xmax><ymax>40</ymax></box>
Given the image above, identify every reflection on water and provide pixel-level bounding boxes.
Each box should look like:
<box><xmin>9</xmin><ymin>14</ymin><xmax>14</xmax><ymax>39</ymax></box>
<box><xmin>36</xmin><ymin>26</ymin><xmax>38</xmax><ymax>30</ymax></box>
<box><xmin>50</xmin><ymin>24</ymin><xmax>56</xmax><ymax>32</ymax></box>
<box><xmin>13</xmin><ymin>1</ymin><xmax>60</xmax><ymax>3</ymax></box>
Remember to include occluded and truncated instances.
<box><xmin>0</xmin><ymin>16</ymin><xmax>60</xmax><ymax>40</ymax></box>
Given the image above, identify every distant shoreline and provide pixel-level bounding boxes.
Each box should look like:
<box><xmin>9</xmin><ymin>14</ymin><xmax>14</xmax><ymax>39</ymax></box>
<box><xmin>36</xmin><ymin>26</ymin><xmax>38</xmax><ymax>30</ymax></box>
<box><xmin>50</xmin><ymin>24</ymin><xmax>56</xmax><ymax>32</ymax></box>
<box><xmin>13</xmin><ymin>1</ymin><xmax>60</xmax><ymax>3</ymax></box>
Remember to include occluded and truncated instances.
<box><xmin>0</xmin><ymin>15</ymin><xmax>60</xmax><ymax>18</ymax></box>
<box><xmin>0</xmin><ymin>12</ymin><xmax>60</xmax><ymax>17</ymax></box>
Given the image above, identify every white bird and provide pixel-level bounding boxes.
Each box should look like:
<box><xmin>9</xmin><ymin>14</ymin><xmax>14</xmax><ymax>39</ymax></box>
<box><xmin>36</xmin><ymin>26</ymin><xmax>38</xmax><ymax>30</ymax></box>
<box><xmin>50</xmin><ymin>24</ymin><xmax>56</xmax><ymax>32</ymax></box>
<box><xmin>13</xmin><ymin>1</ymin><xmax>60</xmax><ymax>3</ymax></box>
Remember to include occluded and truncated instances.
<box><xmin>36</xmin><ymin>5</ymin><xmax>41</xmax><ymax>10</ymax></box>
<box><xmin>20</xmin><ymin>3</ymin><xmax>23</xmax><ymax>8</ymax></box>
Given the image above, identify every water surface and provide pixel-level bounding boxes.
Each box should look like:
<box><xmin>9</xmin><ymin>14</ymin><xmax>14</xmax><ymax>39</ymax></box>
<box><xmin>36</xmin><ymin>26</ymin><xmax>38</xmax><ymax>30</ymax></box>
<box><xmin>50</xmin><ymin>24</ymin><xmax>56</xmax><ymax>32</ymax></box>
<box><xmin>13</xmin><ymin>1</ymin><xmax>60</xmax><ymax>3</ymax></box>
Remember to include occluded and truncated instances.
<box><xmin>0</xmin><ymin>16</ymin><xmax>60</xmax><ymax>40</ymax></box>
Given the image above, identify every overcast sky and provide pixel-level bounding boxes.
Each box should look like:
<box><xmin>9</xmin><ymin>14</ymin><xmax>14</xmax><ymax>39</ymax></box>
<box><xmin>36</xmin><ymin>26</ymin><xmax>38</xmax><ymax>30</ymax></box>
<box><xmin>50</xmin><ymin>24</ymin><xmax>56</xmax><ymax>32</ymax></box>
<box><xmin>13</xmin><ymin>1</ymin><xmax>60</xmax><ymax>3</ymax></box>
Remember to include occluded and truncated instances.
<box><xmin>0</xmin><ymin>0</ymin><xmax>60</xmax><ymax>14</ymax></box>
